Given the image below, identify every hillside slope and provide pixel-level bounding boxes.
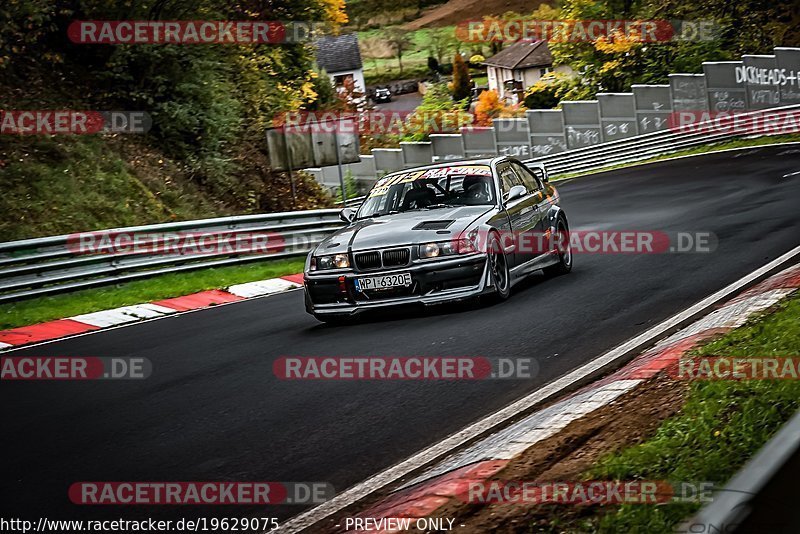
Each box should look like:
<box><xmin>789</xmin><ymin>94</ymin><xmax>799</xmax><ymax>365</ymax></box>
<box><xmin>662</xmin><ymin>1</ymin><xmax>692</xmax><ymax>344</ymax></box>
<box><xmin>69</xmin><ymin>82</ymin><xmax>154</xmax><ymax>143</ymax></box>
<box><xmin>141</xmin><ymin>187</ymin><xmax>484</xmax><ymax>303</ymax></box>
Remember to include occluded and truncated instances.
<box><xmin>404</xmin><ymin>0</ymin><xmax>547</xmax><ymax>29</ymax></box>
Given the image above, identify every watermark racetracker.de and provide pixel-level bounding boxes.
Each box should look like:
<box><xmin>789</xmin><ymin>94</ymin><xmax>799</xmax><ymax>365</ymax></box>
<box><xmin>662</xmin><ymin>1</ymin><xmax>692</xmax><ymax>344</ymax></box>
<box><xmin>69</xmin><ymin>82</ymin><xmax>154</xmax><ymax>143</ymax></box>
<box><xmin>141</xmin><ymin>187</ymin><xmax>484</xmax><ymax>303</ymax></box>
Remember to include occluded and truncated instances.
<box><xmin>455</xmin><ymin>19</ymin><xmax>720</xmax><ymax>43</ymax></box>
<box><xmin>68</xmin><ymin>20</ymin><xmax>331</xmax><ymax>44</ymax></box>
<box><xmin>461</xmin><ymin>480</ymin><xmax>717</xmax><ymax>505</ymax></box>
<box><xmin>0</xmin><ymin>111</ymin><xmax>151</xmax><ymax>135</ymax></box>
<box><xmin>68</xmin><ymin>481</ymin><xmax>333</xmax><ymax>505</ymax></box>
<box><xmin>273</xmin><ymin>356</ymin><xmax>538</xmax><ymax>380</ymax></box>
<box><xmin>0</xmin><ymin>357</ymin><xmax>151</xmax><ymax>380</ymax></box>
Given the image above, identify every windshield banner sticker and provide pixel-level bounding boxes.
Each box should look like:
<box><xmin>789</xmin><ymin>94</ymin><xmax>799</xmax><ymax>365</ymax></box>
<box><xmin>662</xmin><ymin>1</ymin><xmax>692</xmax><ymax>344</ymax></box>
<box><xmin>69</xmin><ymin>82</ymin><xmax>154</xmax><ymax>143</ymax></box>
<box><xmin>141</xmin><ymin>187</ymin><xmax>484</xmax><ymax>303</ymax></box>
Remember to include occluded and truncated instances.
<box><xmin>368</xmin><ymin>166</ymin><xmax>491</xmax><ymax>198</ymax></box>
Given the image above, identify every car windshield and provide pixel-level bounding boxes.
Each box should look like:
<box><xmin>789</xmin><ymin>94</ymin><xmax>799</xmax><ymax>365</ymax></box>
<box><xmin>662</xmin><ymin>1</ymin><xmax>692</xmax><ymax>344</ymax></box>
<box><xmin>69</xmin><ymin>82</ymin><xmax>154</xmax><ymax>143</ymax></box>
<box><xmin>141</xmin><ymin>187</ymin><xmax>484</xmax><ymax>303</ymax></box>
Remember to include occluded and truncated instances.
<box><xmin>356</xmin><ymin>165</ymin><xmax>496</xmax><ymax>219</ymax></box>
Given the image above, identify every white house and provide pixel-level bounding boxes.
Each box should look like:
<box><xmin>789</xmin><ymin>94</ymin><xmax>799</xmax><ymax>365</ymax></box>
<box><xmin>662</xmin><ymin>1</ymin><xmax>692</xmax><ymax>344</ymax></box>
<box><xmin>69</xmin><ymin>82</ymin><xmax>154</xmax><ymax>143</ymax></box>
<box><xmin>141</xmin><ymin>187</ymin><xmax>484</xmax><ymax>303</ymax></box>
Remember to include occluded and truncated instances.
<box><xmin>483</xmin><ymin>40</ymin><xmax>572</xmax><ymax>103</ymax></box>
<box><xmin>315</xmin><ymin>33</ymin><xmax>366</xmax><ymax>94</ymax></box>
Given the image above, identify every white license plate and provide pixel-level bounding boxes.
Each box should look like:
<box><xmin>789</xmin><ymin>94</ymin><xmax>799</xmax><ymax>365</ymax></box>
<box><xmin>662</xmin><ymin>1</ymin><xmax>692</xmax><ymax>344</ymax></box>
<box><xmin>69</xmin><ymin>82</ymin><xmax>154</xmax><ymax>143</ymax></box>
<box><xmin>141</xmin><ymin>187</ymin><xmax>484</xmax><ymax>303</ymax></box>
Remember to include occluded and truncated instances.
<box><xmin>355</xmin><ymin>272</ymin><xmax>412</xmax><ymax>292</ymax></box>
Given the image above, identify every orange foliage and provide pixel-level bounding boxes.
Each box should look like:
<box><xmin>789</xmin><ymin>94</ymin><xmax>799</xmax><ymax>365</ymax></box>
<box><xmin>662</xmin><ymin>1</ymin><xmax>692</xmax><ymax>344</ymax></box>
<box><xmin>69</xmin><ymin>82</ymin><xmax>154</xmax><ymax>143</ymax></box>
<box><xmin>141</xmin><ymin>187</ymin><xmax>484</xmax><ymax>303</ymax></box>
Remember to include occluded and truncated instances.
<box><xmin>475</xmin><ymin>90</ymin><xmax>503</xmax><ymax>126</ymax></box>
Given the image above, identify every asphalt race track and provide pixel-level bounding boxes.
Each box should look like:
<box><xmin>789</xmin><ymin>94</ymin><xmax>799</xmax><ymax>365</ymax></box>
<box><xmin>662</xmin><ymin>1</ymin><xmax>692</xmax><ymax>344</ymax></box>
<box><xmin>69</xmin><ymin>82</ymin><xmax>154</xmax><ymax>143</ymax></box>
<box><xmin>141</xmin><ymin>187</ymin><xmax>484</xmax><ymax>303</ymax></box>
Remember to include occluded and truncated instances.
<box><xmin>3</xmin><ymin>145</ymin><xmax>800</xmax><ymax>524</ymax></box>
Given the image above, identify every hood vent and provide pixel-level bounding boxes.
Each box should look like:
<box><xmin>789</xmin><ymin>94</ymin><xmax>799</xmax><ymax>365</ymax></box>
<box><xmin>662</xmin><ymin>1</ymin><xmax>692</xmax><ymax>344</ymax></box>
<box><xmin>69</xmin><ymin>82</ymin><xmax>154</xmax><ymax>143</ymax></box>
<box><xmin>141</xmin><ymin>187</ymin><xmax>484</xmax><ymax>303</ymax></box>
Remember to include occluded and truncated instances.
<box><xmin>413</xmin><ymin>220</ymin><xmax>455</xmax><ymax>230</ymax></box>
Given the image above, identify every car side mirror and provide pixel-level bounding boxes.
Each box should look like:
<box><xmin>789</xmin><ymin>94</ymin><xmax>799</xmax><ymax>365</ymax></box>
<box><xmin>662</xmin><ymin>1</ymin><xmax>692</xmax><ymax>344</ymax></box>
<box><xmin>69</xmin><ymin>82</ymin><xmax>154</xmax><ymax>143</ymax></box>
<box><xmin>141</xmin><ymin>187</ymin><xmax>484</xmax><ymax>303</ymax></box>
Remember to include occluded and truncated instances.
<box><xmin>339</xmin><ymin>208</ymin><xmax>355</xmax><ymax>223</ymax></box>
<box><xmin>506</xmin><ymin>185</ymin><xmax>527</xmax><ymax>203</ymax></box>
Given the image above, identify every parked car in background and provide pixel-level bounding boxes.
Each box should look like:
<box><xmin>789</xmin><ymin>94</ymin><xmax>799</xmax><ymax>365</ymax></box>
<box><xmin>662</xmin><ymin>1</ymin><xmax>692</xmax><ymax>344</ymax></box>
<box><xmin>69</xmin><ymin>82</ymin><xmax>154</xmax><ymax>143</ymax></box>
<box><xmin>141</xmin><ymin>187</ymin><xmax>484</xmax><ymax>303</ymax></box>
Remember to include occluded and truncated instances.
<box><xmin>372</xmin><ymin>87</ymin><xmax>392</xmax><ymax>103</ymax></box>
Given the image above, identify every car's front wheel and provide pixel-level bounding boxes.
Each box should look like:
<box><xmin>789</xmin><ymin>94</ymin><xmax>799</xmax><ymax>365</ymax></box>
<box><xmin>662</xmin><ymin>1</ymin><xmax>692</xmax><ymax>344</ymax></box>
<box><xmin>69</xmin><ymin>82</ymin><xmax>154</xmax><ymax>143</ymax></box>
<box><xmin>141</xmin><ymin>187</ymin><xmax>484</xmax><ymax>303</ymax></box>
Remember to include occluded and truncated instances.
<box><xmin>487</xmin><ymin>233</ymin><xmax>511</xmax><ymax>300</ymax></box>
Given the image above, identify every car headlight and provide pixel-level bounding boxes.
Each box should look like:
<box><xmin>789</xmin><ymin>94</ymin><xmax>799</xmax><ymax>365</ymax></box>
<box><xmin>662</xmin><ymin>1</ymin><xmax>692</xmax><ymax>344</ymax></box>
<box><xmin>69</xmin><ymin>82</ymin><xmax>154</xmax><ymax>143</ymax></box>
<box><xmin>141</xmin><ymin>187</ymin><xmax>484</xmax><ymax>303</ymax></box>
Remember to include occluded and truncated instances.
<box><xmin>419</xmin><ymin>239</ymin><xmax>476</xmax><ymax>259</ymax></box>
<box><xmin>311</xmin><ymin>253</ymin><xmax>350</xmax><ymax>270</ymax></box>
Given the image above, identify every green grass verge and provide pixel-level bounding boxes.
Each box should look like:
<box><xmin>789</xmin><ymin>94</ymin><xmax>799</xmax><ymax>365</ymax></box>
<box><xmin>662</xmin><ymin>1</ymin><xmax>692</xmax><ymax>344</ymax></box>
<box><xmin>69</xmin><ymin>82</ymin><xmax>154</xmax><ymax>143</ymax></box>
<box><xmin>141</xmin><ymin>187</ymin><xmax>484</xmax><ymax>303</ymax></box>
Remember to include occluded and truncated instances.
<box><xmin>584</xmin><ymin>291</ymin><xmax>800</xmax><ymax>533</ymax></box>
<box><xmin>0</xmin><ymin>257</ymin><xmax>305</xmax><ymax>330</ymax></box>
<box><xmin>552</xmin><ymin>134</ymin><xmax>800</xmax><ymax>182</ymax></box>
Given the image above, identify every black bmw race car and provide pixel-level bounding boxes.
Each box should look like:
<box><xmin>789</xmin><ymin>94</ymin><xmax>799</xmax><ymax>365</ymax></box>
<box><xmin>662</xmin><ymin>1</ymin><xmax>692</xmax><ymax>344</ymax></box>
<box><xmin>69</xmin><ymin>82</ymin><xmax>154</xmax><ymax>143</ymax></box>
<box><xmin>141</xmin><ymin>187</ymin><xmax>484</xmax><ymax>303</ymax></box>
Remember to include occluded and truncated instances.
<box><xmin>304</xmin><ymin>156</ymin><xmax>571</xmax><ymax>322</ymax></box>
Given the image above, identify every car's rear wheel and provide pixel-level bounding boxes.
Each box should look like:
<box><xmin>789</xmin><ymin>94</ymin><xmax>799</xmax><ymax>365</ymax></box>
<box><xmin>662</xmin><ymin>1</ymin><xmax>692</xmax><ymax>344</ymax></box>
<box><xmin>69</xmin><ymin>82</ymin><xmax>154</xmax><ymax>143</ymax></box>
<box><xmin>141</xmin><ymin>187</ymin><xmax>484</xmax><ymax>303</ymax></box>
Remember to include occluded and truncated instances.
<box><xmin>543</xmin><ymin>218</ymin><xmax>572</xmax><ymax>276</ymax></box>
<box><xmin>487</xmin><ymin>233</ymin><xmax>511</xmax><ymax>300</ymax></box>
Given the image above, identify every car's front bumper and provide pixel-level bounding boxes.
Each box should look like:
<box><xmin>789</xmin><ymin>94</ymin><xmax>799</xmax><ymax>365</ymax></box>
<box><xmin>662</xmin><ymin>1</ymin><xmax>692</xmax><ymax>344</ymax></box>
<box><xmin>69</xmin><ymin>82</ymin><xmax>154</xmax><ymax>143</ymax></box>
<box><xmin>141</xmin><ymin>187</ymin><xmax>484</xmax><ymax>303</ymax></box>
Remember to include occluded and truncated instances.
<box><xmin>304</xmin><ymin>254</ymin><xmax>491</xmax><ymax>316</ymax></box>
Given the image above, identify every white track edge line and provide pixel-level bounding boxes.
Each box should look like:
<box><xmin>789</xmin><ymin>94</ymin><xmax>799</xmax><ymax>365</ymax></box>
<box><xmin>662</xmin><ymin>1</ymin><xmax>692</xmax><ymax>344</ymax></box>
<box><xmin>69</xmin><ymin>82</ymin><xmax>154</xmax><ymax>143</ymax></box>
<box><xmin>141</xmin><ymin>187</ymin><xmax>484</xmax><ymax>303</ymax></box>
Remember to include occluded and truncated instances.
<box><xmin>0</xmin><ymin>287</ymin><xmax>305</xmax><ymax>353</ymax></box>
<box><xmin>277</xmin><ymin>244</ymin><xmax>800</xmax><ymax>534</ymax></box>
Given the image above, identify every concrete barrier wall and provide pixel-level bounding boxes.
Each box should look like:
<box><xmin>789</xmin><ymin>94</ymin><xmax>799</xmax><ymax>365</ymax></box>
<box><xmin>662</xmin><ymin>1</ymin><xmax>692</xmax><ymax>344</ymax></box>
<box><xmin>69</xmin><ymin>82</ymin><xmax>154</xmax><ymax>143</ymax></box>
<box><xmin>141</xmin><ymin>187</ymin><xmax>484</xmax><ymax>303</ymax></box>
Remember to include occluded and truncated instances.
<box><xmin>775</xmin><ymin>48</ymin><xmax>800</xmax><ymax>106</ymax></box>
<box><xmin>401</xmin><ymin>142</ymin><xmax>433</xmax><ymax>168</ymax></box>
<box><xmin>597</xmin><ymin>93</ymin><xmax>638</xmax><ymax>141</ymax></box>
<box><xmin>669</xmin><ymin>73</ymin><xmax>708</xmax><ymax>112</ymax></box>
<box><xmin>526</xmin><ymin>109</ymin><xmax>567</xmax><ymax>157</ymax></box>
<box><xmin>703</xmin><ymin>61</ymin><xmax>747</xmax><ymax>113</ymax></box>
<box><xmin>493</xmin><ymin>118</ymin><xmax>531</xmax><ymax>159</ymax></box>
<box><xmin>460</xmin><ymin>127</ymin><xmax>497</xmax><ymax>158</ymax></box>
<box><xmin>562</xmin><ymin>101</ymin><xmax>602</xmax><ymax>149</ymax></box>
<box><xmin>305</xmin><ymin>47</ymin><xmax>800</xmax><ymax>190</ymax></box>
<box><xmin>743</xmin><ymin>54</ymin><xmax>782</xmax><ymax>109</ymax></box>
<box><xmin>372</xmin><ymin>148</ymin><xmax>404</xmax><ymax>174</ymax></box>
<box><xmin>632</xmin><ymin>84</ymin><xmax>672</xmax><ymax>134</ymax></box>
<box><xmin>430</xmin><ymin>134</ymin><xmax>465</xmax><ymax>161</ymax></box>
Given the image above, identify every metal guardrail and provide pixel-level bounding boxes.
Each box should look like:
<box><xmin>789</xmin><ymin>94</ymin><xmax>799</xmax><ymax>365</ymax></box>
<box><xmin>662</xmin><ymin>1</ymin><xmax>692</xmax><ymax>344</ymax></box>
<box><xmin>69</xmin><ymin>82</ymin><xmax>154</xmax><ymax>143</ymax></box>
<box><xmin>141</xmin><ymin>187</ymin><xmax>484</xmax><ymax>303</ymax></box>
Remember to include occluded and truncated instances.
<box><xmin>523</xmin><ymin>104</ymin><xmax>800</xmax><ymax>177</ymax></box>
<box><xmin>2</xmin><ymin>105</ymin><xmax>797</xmax><ymax>303</ymax></box>
<box><xmin>0</xmin><ymin>209</ymin><xmax>344</xmax><ymax>303</ymax></box>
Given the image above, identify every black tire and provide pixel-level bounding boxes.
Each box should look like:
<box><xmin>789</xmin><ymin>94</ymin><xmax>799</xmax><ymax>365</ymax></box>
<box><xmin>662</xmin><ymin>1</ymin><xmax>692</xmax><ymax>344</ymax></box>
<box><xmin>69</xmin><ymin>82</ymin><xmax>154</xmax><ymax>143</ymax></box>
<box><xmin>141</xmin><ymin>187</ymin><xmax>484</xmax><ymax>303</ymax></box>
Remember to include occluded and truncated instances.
<box><xmin>487</xmin><ymin>233</ymin><xmax>511</xmax><ymax>300</ymax></box>
<box><xmin>543</xmin><ymin>218</ymin><xmax>572</xmax><ymax>276</ymax></box>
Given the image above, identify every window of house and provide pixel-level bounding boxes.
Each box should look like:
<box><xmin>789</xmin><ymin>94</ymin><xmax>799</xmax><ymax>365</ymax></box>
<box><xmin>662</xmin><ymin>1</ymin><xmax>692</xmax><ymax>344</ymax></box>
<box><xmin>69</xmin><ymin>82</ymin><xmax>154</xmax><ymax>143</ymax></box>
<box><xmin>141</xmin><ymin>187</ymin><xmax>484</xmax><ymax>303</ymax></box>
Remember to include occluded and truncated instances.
<box><xmin>333</xmin><ymin>74</ymin><xmax>353</xmax><ymax>87</ymax></box>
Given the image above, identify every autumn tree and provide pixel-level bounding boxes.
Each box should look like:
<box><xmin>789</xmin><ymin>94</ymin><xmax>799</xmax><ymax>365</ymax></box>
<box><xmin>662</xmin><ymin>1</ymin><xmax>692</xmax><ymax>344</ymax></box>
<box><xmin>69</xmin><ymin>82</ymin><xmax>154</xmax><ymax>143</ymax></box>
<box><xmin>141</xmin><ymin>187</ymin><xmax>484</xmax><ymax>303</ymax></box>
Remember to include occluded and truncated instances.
<box><xmin>451</xmin><ymin>53</ymin><xmax>472</xmax><ymax>102</ymax></box>
<box><xmin>474</xmin><ymin>90</ymin><xmax>503</xmax><ymax>125</ymax></box>
<box><xmin>474</xmin><ymin>89</ymin><xmax>525</xmax><ymax>125</ymax></box>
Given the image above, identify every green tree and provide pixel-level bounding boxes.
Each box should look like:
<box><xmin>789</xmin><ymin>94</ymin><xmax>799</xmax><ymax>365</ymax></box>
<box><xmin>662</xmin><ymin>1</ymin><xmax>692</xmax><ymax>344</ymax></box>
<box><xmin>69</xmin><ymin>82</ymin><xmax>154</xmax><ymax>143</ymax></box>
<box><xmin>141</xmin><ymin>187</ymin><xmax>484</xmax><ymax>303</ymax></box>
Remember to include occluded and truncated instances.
<box><xmin>427</xmin><ymin>27</ymin><xmax>457</xmax><ymax>63</ymax></box>
<box><xmin>307</xmin><ymin>69</ymin><xmax>338</xmax><ymax>111</ymax></box>
<box><xmin>0</xmin><ymin>0</ymin><xmax>349</xmax><ymax>213</ymax></box>
<box><xmin>401</xmin><ymin>83</ymin><xmax>471</xmax><ymax>141</ymax></box>
<box><xmin>382</xmin><ymin>27</ymin><xmax>413</xmax><ymax>74</ymax></box>
<box><xmin>544</xmin><ymin>0</ymin><xmax>799</xmax><ymax>96</ymax></box>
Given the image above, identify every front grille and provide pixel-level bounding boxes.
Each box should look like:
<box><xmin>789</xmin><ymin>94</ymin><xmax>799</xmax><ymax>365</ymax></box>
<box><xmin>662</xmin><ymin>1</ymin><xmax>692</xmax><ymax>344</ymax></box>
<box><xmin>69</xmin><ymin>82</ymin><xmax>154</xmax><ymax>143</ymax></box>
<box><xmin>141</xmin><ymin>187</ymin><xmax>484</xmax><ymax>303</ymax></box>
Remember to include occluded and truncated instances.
<box><xmin>382</xmin><ymin>248</ymin><xmax>410</xmax><ymax>267</ymax></box>
<box><xmin>355</xmin><ymin>251</ymin><xmax>381</xmax><ymax>270</ymax></box>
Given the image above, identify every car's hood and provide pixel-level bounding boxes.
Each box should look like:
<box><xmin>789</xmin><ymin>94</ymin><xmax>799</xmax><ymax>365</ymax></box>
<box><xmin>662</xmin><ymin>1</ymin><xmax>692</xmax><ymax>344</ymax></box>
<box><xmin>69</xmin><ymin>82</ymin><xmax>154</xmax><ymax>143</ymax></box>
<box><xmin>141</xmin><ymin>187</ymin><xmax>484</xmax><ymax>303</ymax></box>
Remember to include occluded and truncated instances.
<box><xmin>316</xmin><ymin>206</ymin><xmax>492</xmax><ymax>254</ymax></box>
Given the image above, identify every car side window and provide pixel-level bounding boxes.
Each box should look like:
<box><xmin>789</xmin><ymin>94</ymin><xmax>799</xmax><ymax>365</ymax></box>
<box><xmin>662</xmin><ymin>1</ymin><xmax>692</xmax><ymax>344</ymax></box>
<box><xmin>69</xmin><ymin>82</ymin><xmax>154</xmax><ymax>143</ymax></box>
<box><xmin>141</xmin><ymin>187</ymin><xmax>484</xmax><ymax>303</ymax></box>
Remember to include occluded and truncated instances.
<box><xmin>512</xmin><ymin>162</ymin><xmax>543</xmax><ymax>193</ymax></box>
<box><xmin>498</xmin><ymin>165</ymin><xmax>524</xmax><ymax>200</ymax></box>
